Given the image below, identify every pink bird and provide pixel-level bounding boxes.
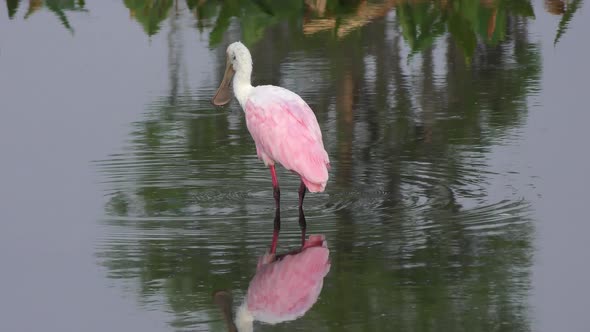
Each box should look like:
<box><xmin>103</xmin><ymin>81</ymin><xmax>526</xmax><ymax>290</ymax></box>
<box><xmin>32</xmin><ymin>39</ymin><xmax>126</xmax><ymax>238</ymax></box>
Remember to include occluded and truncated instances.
<box><xmin>213</xmin><ymin>235</ymin><xmax>331</xmax><ymax>332</ymax></box>
<box><xmin>212</xmin><ymin>42</ymin><xmax>330</xmax><ymax>254</ymax></box>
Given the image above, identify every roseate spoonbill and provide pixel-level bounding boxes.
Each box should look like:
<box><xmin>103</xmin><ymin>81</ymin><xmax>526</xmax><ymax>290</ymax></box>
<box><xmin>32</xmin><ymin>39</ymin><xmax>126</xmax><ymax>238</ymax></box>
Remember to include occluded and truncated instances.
<box><xmin>211</xmin><ymin>42</ymin><xmax>330</xmax><ymax>254</ymax></box>
<box><xmin>213</xmin><ymin>235</ymin><xmax>331</xmax><ymax>332</ymax></box>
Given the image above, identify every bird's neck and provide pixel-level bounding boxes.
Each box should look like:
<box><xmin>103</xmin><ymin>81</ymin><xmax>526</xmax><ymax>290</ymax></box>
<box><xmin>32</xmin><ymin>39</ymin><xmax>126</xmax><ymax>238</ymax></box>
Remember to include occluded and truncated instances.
<box><xmin>233</xmin><ymin>69</ymin><xmax>253</xmax><ymax>109</ymax></box>
<box><xmin>235</xmin><ymin>303</ymin><xmax>254</xmax><ymax>332</ymax></box>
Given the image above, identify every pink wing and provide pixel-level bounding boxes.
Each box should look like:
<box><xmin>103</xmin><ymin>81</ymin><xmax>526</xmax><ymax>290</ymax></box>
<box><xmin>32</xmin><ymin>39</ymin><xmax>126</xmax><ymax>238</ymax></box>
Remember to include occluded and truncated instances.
<box><xmin>246</xmin><ymin>236</ymin><xmax>330</xmax><ymax>324</ymax></box>
<box><xmin>245</xmin><ymin>86</ymin><xmax>330</xmax><ymax>192</ymax></box>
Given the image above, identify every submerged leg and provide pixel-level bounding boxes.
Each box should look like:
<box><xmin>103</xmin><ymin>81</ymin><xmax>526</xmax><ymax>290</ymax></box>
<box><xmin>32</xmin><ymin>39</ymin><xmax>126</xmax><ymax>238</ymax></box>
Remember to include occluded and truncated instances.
<box><xmin>271</xmin><ymin>208</ymin><xmax>280</xmax><ymax>255</ymax></box>
<box><xmin>298</xmin><ymin>181</ymin><xmax>307</xmax><ymax>247</ymax></box>
<box><xmin>270</xmin><ymin>165</ymin><xmax>280</xmax><ymax>254</ymax></box>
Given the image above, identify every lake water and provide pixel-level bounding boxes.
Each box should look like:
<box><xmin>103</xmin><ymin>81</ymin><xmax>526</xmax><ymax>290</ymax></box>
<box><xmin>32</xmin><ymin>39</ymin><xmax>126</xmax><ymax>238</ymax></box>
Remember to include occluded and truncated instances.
<box><xmin>1</xmin><ymin>1</ymin><xmax>589</xmax><ymax>331</ymax></box>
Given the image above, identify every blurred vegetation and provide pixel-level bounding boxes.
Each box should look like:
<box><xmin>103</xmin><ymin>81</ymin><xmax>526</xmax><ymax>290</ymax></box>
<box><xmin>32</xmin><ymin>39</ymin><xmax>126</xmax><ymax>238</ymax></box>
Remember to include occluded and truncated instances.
<box><xmin>6</xmin><ymin>0</ymin><xmax>87</xmax><ymax>32</ymax></box>
<box><xmin>395</xmin><ymin>0</ymin><xmax>535</xmax><ymax>61</ymax></box>
<box><xmin>123</xmin><ymin>0</ymin><xmax>174</xmax><ymax>35</ymax></box>
<box><xmin>549</xmin><ymin>0</ymin><xmax>583</xmax><ymax>45</ymax></box>
<box><xmin>190</xmin><ymin>0</ymin><xmax>305</xmax><ymax>46</ymax></box>
<box><xmin>5</xmin><ymin>0</ymin><xmax>583</xmax><ymax>53</ymax></box>
<box><xmin>6</xmin><ymin>0</ymin><xmax>19</xmax><ymax>18</ymax></box>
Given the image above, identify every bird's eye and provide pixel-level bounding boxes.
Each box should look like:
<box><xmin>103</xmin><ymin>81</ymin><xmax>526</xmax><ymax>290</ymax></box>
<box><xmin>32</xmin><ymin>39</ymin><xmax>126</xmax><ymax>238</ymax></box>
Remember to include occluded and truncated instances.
<box><xmin>232</xmin><ymin>55</ymin><xmax>236</xmax><ymax>60</ymax></box>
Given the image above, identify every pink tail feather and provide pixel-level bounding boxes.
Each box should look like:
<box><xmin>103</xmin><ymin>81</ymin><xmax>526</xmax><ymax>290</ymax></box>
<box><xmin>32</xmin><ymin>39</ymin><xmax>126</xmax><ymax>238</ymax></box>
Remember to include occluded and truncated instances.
<box><xmin>301</xmin><ymin>176</ymin><xmax>327</xmax><ymax>193</ymax></box>
<box><xmin>299</xmin><ymin>146</ymin><xmax>330</xmax><ymax>192</ymax></box>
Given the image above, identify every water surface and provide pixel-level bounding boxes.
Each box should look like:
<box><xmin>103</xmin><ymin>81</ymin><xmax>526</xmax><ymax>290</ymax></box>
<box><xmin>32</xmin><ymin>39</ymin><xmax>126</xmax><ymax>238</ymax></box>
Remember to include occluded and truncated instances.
<box><xmin>1</xmin><ymin>1</ymin><xmax>589</xmax><ymax>331</ymax></box>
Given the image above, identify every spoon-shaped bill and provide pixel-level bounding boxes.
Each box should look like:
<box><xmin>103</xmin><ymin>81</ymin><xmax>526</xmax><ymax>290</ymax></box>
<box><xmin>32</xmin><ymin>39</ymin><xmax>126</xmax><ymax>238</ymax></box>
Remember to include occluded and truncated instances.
<box><xmin>212</xmin><ymin>57</ymin><xmax>235</xmax><ymax>106</ymax></box>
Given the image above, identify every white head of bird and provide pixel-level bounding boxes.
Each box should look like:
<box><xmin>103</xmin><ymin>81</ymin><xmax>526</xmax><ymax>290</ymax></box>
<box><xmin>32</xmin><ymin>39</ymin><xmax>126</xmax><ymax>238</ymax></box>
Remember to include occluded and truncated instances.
<box><xmin>212</xmin><ymin>41</ymin><xmax>254</xmax><ymax>109</ymax></box>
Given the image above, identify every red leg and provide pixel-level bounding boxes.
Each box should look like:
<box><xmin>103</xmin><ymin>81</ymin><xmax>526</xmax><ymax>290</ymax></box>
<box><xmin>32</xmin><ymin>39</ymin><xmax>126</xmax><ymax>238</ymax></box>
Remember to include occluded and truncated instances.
<box><xmin>270</xmin><ymin>165</ymin><xmax>280</xmax><ymax>254</ymax></box>
<box><xmin>271</xmin><ymin>209</ymin><xmax>280</xmax><ymax>254</ymax></box>
<box><xmin>298</xmin><ymin>181</ymin><xmax>307</xmax><ymax>247</ymax></box>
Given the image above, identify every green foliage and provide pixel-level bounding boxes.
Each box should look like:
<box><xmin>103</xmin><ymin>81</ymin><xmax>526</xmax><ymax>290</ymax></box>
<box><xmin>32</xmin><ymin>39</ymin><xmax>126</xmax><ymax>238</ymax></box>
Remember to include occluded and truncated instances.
<box><xmin>554</xmin><ymin>0</ymin><xmax>583</xmax><ymax>45</ymax></box>
<box><xmin>6</xmin><ymin>0</ymin><xmax>581</xmax><ymax>49</ymax></box>
<box><xmin>18</xmin><ymin>0</ymin><xmax>87</xmax><ymax>32</ymax></box>
<box><xmin>396</xmin><ymin>2</ymin><xmax>447</xmax><ymax>53</ymax></box>
<box><xmin>202</xmin><ymin>0</ymin><xmax>304</xmax><ymax>47</ymax></box>
<box><xmin>6</xmin><ymin>0</ymin><xmax>19</xmax><ymax>19</ymax></box>
<box><xmin>395</xmin><ymin>0</ymin><xmax>537</xmax><ymax>60</ymax></box>
<box><xmin>123</xmin><ymin>0</ymin><xmax>174</xmax><ymax>36</ymax></box>
<box><xmin>447</xmin><ymin>9</ymin><xmax>477</xmax><ymax>61</ymax></box>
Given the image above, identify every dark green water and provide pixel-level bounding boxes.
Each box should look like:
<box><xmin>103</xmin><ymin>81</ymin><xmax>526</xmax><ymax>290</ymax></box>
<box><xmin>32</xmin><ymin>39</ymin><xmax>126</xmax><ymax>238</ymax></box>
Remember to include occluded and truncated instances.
<box><xmin>1</xmin><ymin>1</ymin><xmax>588</xmax><ymax>331</ymax></box>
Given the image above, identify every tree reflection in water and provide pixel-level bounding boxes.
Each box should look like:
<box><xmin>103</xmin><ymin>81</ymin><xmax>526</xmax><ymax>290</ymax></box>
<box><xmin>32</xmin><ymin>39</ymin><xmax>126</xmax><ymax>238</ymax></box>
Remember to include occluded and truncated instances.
<box><xmin>89</xmin><ymin>0</ymin><xmax>545</xmax><ymax>331</ymax></box>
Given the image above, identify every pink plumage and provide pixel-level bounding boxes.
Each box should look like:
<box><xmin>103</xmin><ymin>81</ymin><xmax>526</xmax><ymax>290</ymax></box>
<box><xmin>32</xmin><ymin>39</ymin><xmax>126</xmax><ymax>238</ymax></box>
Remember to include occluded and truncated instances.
<box><xmin>238</xmin><ymin>235</ymin><xmax>330</xmax><ymax>327</ymax></box>
<box><xmin>212</xmin><ymin>41</ymin><xmax>330</xmax><ymax>254</ymax></box>
<box><xmin>245</xmin><ymin>85</ymin><xmax>330</xmax><ymax>192</ymax></box>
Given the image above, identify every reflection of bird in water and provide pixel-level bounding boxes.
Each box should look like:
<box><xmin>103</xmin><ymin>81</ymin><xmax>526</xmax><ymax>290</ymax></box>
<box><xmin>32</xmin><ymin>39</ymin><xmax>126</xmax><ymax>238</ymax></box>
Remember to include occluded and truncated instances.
<box><xmin>212</xmin><ymin>42</ymin><xmax>330</xmax><ymax>254</ymax></box>
<box><xmin>214</xmin><ymin>235</ymin><xmax>331</xmax><ymax>332</ymax></box>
